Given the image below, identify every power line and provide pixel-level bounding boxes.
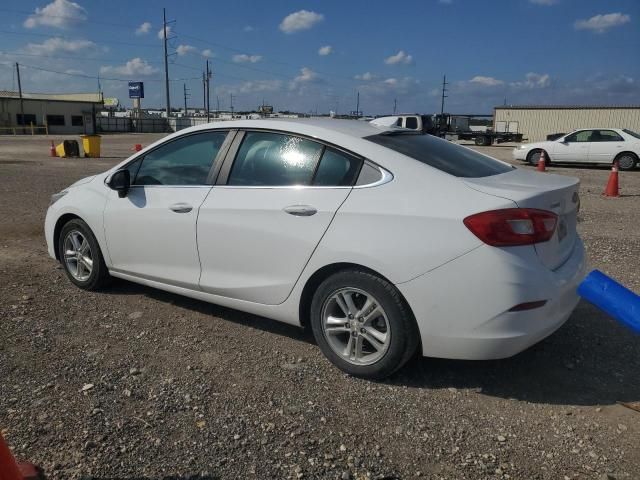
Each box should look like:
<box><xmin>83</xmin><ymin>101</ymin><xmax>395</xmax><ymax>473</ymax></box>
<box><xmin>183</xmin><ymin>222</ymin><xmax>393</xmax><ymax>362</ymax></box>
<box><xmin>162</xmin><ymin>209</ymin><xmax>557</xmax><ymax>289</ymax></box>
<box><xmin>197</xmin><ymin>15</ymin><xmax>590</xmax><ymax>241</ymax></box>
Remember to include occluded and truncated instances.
<box><xmin>9</xmin><ymin>62</ymin><xmax>199</xmax><ymax>84</ymax></box>
<box><xmin>0</xmin><ymin>7</ymin><xmax>141</xmax><ymax>30</ymax></box>
<box><xmin>0</xmin><ymin>29</ymin><xmax>160</xmax><ymax>49</ymax></box>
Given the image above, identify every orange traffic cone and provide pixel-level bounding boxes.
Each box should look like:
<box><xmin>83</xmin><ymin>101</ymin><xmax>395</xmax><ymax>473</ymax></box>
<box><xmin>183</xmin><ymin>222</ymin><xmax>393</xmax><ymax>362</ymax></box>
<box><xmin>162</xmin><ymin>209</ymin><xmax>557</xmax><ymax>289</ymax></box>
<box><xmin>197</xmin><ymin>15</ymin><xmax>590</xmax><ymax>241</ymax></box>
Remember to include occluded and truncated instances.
<box><xmin>0</xmin><ymin>433</ymin><xmax>43</xmax><ymax>480</ymax></box>
<box><xmin>49</xmin><ymin>140</ymin><xmax>56</xmax><ymax>157</ymax></box>
<box><xmin>537</xmin><ymin>151</ymin><xmax>546</xmax><ymax>172</ymax></box>
<box><xmin>603</xmin><ymin>160</ymin><xmax>620</xmax><ymax>197</ymax></box>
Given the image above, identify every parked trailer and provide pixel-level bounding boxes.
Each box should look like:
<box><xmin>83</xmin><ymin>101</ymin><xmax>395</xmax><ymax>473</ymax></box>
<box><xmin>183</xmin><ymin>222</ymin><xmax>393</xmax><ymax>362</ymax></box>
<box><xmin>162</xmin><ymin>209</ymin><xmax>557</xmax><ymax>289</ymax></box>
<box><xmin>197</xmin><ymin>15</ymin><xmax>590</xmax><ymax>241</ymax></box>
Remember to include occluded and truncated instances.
<box><xmin>457</xmin><ymin>130</ymin><xmax>524</xmax><ymax>146</ymax></box>
<box><xmin>372</xmin><ymin>114</ymin><xmax>524</xmax><ymax>145</ymax></box>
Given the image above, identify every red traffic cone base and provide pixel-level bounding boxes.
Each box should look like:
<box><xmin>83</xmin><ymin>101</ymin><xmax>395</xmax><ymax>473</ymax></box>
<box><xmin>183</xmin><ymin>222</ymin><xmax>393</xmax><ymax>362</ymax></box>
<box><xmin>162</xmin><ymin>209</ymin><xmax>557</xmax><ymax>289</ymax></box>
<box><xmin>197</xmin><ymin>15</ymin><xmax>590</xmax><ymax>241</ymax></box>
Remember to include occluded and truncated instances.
<box><xmin>49</xmin><ymin>140</ymin><xmax>56</xmax><ymax>157</ymax></box>
<box><xmin>603</xmin><ymin>161</ymin><xmax>620</xmax><ymax>197</ymax></box>
<box><xmin>0</xmin><ymin>433</ymin><xmax>43</xmax><ymax>480</ymax></box>
<box><xmin>536</xmin><ymin>151</ymin><xmax>546</xmax><ymax>172</ymax></box>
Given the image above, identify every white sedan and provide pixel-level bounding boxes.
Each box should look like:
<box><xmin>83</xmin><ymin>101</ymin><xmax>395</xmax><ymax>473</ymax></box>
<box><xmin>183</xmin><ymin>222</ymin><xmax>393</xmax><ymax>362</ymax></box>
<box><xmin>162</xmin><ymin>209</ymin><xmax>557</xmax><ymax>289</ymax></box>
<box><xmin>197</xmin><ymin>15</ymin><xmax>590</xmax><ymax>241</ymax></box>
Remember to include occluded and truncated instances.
<box><xmin>513</xmin><ymin>128</ymin><xmax>640</xmax><ymax>170</ymax></box>
<box><xmin>45</xmin><ymin>119</ymin><xmax>586</xmax><ymax>379</ymax></box>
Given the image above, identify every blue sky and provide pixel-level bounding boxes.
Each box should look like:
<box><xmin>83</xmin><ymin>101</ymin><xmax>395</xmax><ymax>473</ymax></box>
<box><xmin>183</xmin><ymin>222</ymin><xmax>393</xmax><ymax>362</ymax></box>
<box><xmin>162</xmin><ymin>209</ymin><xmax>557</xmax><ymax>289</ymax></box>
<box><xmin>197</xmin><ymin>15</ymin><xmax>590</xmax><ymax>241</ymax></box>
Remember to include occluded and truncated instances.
<box><xmin>0</xmin><ymin>0</ymin><xmax>638</xmax><ymax>114</ymax></box>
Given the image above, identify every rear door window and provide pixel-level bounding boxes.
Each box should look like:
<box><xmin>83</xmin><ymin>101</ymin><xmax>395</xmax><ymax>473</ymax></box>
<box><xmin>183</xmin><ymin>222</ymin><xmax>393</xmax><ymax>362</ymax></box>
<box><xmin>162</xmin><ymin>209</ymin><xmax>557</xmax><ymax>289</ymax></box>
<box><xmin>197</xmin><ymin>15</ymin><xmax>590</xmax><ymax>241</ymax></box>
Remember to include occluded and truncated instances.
<box><xmin>405</xmin><ymin>117</ymin><xmax>418</xmax><ymax>130</ymax></box>
<box><xmin>365</xmin><ymin>133</ymin><xmax>512</xmax><ymax>178</ymax></box>
<box><xmin>596</xmin><ymin>130</ymin><xmax>624</xmax><ymax>142</ymax></box>
<box><xmin>227</xmin><ymin>132</ymin><xmax>323</xmax><ymax>186</ymax></box>
<box><xmin>312</xmin><ymin>148</ymin><xmax>361</xmax><ymax>186</ymax></box>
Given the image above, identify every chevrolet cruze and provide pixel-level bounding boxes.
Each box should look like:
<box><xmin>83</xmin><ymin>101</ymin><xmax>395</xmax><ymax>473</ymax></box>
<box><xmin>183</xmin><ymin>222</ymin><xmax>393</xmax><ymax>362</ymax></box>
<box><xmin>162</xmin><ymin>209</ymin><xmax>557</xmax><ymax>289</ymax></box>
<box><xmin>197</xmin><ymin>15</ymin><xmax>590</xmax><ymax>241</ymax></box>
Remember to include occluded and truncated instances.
<box><xmin>45</xmin><ymin>119</ymin><xmax>587</xmax><ymax>379</ymax></box>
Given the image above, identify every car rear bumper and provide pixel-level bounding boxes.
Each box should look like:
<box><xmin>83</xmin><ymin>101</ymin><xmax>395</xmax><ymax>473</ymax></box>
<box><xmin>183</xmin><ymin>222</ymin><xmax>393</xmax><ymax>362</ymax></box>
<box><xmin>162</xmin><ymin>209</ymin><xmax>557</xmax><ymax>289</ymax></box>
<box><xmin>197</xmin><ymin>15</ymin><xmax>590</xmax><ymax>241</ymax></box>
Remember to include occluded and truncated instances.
<box><xmin>396</xmin><ymin>238</ymin><xmax>587</xmax><ymax>360</ymax></box>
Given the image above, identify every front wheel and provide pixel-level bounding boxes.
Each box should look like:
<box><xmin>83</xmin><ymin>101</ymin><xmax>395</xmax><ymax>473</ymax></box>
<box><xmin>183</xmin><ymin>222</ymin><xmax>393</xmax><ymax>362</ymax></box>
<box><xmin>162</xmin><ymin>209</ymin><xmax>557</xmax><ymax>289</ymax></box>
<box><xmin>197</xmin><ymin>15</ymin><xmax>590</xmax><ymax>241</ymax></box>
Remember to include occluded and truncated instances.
<box><xmin>616</xmin><ymin>153</ymin><xmax>637</xmax><ymax>171</ymax></box>
<box><xmin>310</xmin><ymin>270</ymin><xmax>419</xmax><ymax>379</ymax></box>
<box><xmin>58</xmin><ymin>218</ymin><xmax>111</xmax><ymax>290</ymax></box>
<box><xmin>527</xmin><ymin>149</ymin><xmax>550</xmax><ymax>166</ymax></box>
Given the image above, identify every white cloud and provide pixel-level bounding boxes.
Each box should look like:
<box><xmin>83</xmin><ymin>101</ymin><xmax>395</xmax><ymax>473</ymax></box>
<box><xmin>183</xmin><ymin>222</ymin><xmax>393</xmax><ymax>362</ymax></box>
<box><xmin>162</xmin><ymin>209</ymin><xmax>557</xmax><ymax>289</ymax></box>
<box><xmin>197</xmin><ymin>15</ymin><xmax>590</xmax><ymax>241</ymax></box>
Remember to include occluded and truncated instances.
<box><xmin>176</xmin><ymin>44</ymin><xmax>197</xmax><ymax>56</ymax></box>
<box><xmin>384</xmin><ymin>50</ymin><xmax>413</xmax><ymax>65</ymax></box>
<box><xmin>290</xmin><ymin>67</ymin><xmax>320</xmax><ymax>90</ymax></box>
<box><xmin>355</xmin><ymin>72</ymin><xmax>376</xmax><ymax>81</ymax></box>
<box><xmin>201</xmin><ymin>49</ymin><xmax>214</xmax><ymax>58</ymax></box>
<box><xmin>157</xmin><ymin>25</ymin><xmax>171</xmax><ymax>40</ymax></box>
<box><xmin>243</xmin><ymin>25</ymin><xmax>254</xmax><ymax>32</ymax></box>
<box><xmin>100</xmin><ymin>58</ymin><xmax>159</xmax><ymax>76</ymax></box>
<box><xmin>24</xmin><ymin>37</ymin><xmax>96</xmax><ymax>55</ymax></box>
<box><xmin>529</xmin><ymin>0</ymin><xmax>557</xmax><ymax>5</ymax></box>
<box><xmin>232</xmin><ymin>54</ymin><xmax>262</xmax><ymax>63</ymax></box>
<box><xmin>574</xmin><ymin>13</ymin><xmax>631</xmax><ymax>33</ymax></box>
<box><xmin>510</xmin><ymin>72</ymin><xmax>551</xmax><ymax>89</ymax></box>
<box><xmin>469</xmin><ymin>75</ymin><xmax>504</xmax><ymax>87</ymax></box>
<box><xmin>135</xmin><ymin>22</ymin><xmax>151</xmax><ymax>35</ymax></box>
<box><xmin>359</xmin><ymin>76</ymin><xmax>421</xmax><ymax>97</ymax></box>
<box><xmin>24</xmin><ymin>0</ymin><xmax>87</xmax><ymax>29</ymax></box>
<box><xmin>279</xmin><ymin>10</ymin><xmax>324</xmax><ymax>33</ymax></box>
<box><xmin>236</xmin><ymin>80</ymin><xmax>283</xmax><ymax>94</ymax></box>
<box><xmin>318</xmin><ymin>45</ymin><xmax>333</xmax><ymax>56</ymax></box>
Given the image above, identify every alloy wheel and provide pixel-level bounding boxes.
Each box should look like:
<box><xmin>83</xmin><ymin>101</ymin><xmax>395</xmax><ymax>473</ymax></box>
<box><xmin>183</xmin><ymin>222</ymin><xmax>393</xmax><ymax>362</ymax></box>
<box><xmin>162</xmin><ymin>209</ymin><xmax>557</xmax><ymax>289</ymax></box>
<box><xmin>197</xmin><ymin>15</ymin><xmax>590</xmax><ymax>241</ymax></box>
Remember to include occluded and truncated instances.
<box><xmin>321</xmin><ymin>288</ymin><xmax>391</xmax><ymax>366</ymax></box>
<box><xmin>63</xmin><ymin>230</ymin><xmax>93</xmax><ymax>282</ymax></box>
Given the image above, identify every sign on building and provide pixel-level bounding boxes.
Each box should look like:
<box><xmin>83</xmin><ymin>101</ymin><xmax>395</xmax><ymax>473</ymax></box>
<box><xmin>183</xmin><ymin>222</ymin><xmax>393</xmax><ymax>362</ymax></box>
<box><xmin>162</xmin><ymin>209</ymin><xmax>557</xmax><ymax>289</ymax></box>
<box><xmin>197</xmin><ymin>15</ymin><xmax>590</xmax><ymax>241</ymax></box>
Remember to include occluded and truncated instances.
<box><xmin>128</xmin><ymin>82</ymin><xmax>144</xmax><ymax>99</ymax></box>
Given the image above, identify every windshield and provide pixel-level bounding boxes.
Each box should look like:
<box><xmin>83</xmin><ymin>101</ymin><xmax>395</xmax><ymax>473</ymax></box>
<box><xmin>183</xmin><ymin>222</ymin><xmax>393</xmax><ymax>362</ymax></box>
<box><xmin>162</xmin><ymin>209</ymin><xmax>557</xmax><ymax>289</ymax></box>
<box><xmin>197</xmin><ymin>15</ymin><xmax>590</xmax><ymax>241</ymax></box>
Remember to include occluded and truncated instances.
<box><xmin>365</xmin><ymin>133</ymin><xmax>513</xmax><ymax>178</ymax></box>
<box><xmin>623</xmin><ymin>129</ymin><xmax>640</xmax><ymax>140</ymax></box>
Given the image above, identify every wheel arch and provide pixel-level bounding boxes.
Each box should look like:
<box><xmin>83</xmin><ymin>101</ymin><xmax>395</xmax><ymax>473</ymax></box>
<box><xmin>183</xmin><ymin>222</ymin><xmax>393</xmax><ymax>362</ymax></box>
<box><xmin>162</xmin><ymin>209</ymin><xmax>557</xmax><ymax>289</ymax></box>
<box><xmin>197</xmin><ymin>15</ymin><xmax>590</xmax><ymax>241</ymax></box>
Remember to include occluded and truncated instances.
<box><xmin>53</xmin><ymin>213</ymin><xmax>83</xmax><ymax>261</ymax></box>
<box><xmin>527</xmin><ymin>148</ymin><xmax>551</xmax><ymax>165</ymax></box>
<box><xmin>614</xmin><ymin>151</ymin><xmax>639</xmax><ymax>163</ymax></box>
<box><xmin>297</xmin><ymin>262</ymin><xmax>421</xmax><ymax>351</ymax></box>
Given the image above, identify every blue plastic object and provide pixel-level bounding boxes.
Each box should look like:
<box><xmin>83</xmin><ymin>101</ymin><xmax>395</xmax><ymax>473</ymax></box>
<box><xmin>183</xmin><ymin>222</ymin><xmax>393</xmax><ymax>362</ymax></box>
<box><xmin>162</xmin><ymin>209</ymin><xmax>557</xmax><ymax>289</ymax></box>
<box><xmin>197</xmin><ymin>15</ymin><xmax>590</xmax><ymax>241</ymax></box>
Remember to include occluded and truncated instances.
<box><xmin>577</xmin><ymin>269</ymin><xmax>640</xmax><ymax>334</ymax></box>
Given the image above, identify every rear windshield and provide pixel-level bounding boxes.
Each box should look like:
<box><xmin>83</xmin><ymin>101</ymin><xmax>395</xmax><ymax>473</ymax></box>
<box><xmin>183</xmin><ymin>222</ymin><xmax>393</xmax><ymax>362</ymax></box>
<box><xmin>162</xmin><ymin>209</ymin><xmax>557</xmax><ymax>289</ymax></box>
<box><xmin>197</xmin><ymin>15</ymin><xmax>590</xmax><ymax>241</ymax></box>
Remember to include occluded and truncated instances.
<box><xmin>365</xmin><ymin>133</ymin><xmax>513</xmax><ymax>178</ymax></box>
<box><xmin>623</xmin><ymin>129</ymin><xmax>640</xmax><ymax>139</ymax></box>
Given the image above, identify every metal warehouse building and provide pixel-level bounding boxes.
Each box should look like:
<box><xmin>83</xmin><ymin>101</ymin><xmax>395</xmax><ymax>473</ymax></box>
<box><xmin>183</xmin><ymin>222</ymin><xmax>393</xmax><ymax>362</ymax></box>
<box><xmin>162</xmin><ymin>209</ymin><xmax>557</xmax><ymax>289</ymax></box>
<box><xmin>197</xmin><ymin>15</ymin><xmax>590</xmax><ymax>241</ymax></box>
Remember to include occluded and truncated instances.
<box><xmin>0</xmin><ymin>91</ymin><xmax>103</xmax><ymax>135</ymax></box>
<box><xmin>494</xmin><ymin>105</ymin><xmax>640</xmax><ymax>142</ymax></box>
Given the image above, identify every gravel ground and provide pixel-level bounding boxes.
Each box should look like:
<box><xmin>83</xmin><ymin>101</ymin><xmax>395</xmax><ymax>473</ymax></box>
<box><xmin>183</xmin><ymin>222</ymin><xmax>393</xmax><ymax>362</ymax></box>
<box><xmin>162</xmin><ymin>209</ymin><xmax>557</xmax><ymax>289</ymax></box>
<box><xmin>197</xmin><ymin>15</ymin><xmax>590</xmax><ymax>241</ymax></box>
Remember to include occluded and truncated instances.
<box><xmin>1</xmin><ymin>133</ymin><xmax>639</xmax><ymax>480</ymax></box>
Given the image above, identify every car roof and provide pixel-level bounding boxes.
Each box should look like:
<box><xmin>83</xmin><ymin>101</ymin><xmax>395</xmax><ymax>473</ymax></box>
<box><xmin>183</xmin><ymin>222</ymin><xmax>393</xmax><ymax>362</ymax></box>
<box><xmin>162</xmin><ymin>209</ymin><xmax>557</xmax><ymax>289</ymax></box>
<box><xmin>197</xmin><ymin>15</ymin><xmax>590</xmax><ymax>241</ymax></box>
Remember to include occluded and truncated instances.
<box><xmin>570</xmin><ymin>128</ymin><xmax>624</xmax><ymax>132</ymax></box>
<box><xmin>176</xmin><ymin>118</ymin><xmax>392</xmax><ymax>139</ymax></box>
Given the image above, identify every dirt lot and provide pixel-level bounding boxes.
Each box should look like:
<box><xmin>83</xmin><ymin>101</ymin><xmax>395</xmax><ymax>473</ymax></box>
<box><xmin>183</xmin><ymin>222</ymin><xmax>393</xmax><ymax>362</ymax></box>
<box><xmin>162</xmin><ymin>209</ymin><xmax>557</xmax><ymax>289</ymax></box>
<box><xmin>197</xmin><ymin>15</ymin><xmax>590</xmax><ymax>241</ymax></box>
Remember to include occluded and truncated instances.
<box><xmin>1</xmin><ymin>132</ymin><xmax>639</xmax><ymax>480</ymax></box>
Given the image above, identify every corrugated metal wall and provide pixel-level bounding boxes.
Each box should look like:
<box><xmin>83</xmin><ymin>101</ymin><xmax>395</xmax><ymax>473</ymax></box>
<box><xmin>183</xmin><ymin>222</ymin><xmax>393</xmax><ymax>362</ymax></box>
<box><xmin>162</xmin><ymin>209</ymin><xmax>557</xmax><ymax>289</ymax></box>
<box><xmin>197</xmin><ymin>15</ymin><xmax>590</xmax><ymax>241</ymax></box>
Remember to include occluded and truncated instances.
<box><xmin>493</xmin><ymin>108</ymin><xmax>640</xmax><ymax>142</ymax></box>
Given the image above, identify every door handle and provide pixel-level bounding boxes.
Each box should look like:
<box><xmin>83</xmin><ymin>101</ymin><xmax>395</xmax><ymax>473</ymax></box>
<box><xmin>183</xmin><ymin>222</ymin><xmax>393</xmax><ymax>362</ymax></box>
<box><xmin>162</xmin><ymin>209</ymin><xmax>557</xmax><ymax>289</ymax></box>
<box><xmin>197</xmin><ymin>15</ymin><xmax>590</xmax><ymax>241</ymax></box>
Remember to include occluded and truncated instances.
<box><xmin>169</xmin><ymin>202</ymin><xmax>193</xmax><ymax>213</ymax></box>
<box><xmin>283</xmin><ymin>205</ymin><xmax>317</xmax><ymax>217</ymax></box>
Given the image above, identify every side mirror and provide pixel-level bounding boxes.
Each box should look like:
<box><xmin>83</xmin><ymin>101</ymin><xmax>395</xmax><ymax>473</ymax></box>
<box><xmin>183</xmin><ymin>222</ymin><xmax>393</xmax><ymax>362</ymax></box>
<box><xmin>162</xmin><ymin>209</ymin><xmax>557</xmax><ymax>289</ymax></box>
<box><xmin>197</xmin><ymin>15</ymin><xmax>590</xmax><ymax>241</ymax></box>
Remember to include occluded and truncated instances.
<box><xmin>107</xmin><ymin>169</ymin><xmax>130</xmax><ymax>198</ymax></box>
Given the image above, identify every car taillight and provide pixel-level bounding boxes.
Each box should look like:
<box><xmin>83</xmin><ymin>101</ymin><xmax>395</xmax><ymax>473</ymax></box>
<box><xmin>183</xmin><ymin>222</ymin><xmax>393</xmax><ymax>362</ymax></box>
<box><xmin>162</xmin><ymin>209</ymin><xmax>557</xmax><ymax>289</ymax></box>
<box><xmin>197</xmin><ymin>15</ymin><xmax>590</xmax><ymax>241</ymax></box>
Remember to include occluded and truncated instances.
<box><xmin>463</xmin><ymin>208</ymin><xmax>558</xmax><ymax>247</ymax></box>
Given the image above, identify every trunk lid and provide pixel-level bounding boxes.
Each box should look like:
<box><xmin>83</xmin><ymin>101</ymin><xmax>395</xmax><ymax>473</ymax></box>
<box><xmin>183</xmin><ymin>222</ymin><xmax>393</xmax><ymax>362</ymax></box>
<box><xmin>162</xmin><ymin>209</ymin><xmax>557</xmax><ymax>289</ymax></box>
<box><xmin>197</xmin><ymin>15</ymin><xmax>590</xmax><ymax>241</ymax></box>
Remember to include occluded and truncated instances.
<box><xmin>464</xmin><ymin>168</ymin><xmax>580</xmax><ymax>270</ymax></box>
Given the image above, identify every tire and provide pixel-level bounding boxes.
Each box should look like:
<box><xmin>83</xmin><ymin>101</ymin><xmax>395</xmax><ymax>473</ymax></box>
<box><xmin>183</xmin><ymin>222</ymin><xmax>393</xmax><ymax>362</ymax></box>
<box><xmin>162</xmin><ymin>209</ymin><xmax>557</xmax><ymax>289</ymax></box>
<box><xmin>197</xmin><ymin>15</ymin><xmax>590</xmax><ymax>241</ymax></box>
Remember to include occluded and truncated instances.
<box><xmin>527</xmin><ymin>149</ymin><xmax>549</xmax><ymax>166</ymax></box>
<box><xmin>475</xmin><ymin>136</ymin><xmax>490</xmax><ymax>146</ymax></box>
<box><xmin>310</xmin><ymin>269</ymin><xmax>419</xmax><ymax>380</ymax></box>
<box><xmin>58</xmin><ymin>218</ymin><xmax>111</xmax><ymax>291</ymax></box>
<box><xmin>616</xmin><ymin>153</ymin><xmax>637</xmax><ymax>171</ymax></box>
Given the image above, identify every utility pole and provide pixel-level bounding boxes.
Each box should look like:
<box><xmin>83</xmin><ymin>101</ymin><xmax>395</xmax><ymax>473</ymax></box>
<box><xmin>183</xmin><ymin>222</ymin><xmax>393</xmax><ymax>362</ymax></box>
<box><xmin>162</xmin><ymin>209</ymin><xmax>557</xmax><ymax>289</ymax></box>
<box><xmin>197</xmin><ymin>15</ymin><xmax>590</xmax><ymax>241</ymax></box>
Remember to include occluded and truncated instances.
<box><xmin>230</xmin><ymin>93</ymin><xmax>235</xmax><ymax>116</ymax></box>
<box><xmin>162</xmin><ymin>8</ymin><xmax>171</xmax><ymax>118</ymax></box>
<box><xmin>440</xmin><ymin>74</ymin><xmax>448</xmax><ymax>115</ymax></box>
<box><xmin>393</xmin><ymin>98</ymin><xmax>397</xmax><ymax>115</ymax></box>
<box><xmin>205</xmin><ymin>60</ymin><xmax>212</xmax><ymax>122</ymax></box>
<box><xmin>202</xmin><ymin>72</ymin><xmax>206</xmax><ymax>112</ymax></box>
<box><xmin>183</xmin><ymin>83</ymin><xmax>190</xmax><ymax>115</ymax></box>
<box><xmin>355</xmin><ymin>91</ymin><xmax>360</xmax><ymax>118</ymax></box>
<box><xmin>216</xmin><ymin>95</ymin><xmax>220</xmax><ymax>113</ymax></box>
<box><xmin>15</xmin><ymin>63</ymin><xmax>25</xmax><ymax>134</ymax></box>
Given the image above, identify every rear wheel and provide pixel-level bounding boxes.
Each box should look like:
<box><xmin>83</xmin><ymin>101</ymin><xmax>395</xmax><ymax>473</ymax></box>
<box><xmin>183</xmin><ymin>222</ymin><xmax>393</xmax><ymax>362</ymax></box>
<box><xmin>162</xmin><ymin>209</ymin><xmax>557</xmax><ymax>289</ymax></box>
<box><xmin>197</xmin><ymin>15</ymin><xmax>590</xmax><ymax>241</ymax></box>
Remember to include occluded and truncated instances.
<box><xmin>616</xmin><ymin>153</ymin><xmax>637</xmax><ymax>171</ymax></box>
<box><xmin>310</xmin><ymin>270</ymin><xmax>419</xmax><ymax>379</ymax></box>
<box><xmin>58</xmin><ymin>219</ymin><xmax>111</xmax><ymax>290</ymax></box>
